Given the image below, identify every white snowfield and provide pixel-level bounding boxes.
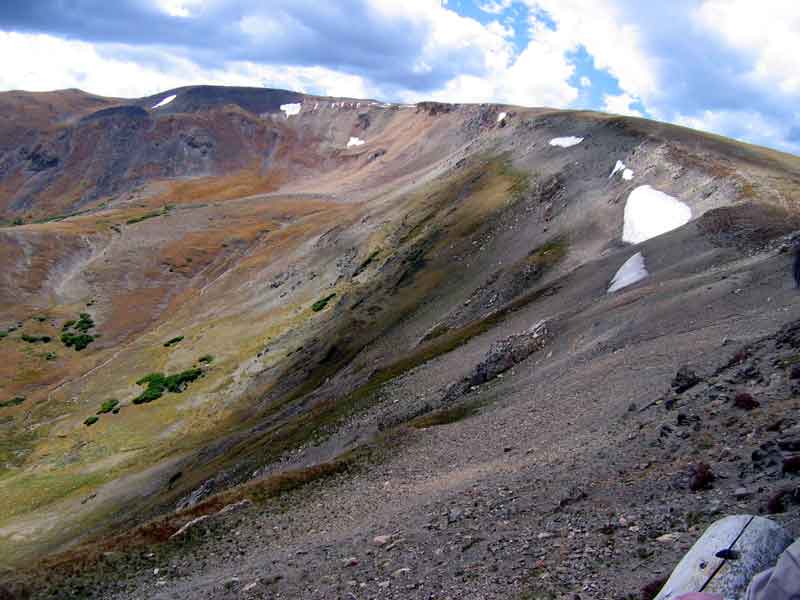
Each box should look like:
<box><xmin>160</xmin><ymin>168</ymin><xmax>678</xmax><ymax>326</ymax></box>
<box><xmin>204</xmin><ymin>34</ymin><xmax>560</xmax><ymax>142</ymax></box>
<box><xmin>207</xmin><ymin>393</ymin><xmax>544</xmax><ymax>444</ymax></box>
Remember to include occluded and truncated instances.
<box><xmin>347</xmin><ymin>137</ymin><xmax>365</xmax><ymax>148</ymax></box>
<box><xmin>497</xmin><ymin>112</ymin><xmax>507</xmax><ymax>122</ymax></box>
<box><xmin>280</xmin><ymin>103</ymin><xmax>302</xmax><ymax>117</ymax></box>
<box><xmin>610</xmin><ymin>159</ymin><xmax>634</xmax><ymax>180</ymax></box>
<box><xmin>622</xmin><ymin>185</ymin><xmax>692</xmax><ymax>244</ymax></box>
<box><xmin>151</xmin><ymin>94</ymin><xmax>176</xmax><ymax>109</ymax></box>
<box><xmin>549</xmin><ymin>136</ymin><xmax>584</xmax><ymax>148</ymax></box>
<box><xmin>608</xmin><ymin>252</ymin><xmax>648</xmax><ymax>293</ymax></box>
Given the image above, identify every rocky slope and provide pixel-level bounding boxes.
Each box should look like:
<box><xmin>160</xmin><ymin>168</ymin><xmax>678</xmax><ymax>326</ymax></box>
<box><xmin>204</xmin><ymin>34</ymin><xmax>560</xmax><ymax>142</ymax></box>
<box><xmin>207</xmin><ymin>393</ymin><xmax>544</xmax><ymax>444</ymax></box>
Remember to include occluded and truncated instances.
<box><xmin>0</xmin><ymin>85</ymin><xmax>799</xmax><ymax>599</ymax></box>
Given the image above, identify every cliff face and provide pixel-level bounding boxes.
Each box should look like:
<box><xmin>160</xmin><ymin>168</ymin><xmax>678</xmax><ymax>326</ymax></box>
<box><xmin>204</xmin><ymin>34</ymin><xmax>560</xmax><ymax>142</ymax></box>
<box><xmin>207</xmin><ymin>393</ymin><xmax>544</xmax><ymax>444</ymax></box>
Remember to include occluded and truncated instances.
<box><xmin>1</xmin><ymin>86</ymin><xmax>800</xmax><ymax>598</ymax></box>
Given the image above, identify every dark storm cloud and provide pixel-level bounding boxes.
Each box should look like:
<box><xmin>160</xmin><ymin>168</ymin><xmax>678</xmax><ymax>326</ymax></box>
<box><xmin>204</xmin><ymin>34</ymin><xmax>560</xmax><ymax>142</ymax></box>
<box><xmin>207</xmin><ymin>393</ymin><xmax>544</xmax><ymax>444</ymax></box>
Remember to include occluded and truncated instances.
<box><xmin>0</xmin><ymin>0</ymin><xmax>491</xmax><ymax>92</ymax></box>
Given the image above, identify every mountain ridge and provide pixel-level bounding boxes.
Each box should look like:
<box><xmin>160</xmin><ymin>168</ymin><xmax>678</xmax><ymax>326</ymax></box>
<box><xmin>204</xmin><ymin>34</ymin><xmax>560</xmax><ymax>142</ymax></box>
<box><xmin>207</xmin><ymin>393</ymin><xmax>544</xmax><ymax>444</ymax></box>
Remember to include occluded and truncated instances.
<box><xmin>1</xmin><ymin>85</ymin><xmax>800</xmax><ymax>599</ymax></box>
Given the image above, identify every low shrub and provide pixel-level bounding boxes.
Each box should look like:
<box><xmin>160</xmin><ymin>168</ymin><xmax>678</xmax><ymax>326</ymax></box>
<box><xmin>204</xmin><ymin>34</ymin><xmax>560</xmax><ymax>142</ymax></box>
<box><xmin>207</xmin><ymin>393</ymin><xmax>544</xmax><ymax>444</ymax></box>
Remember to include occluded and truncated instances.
<box><xmin>311</xmin><ymin>293</ymin><xmax>337</xmax><ymax>312</ymax></box>
<box><xmin>84</xmin><ymin>416</ymin><xmax>99</xmax><ymax>426</ymax></box>
<box><xmin>74</xmin><ymin>313</ymin><xmax>95</xmax><ymax>332</ymax></box>
<box><xmin>97</xmin><ymin>399</ymin><xmax>119</xmax><ymax>414</ymax></box>
<box><xmin>61</xmin><ymin>313</ymin><xmax>96</xmax><ymax>350</ymax></box>
<box><xmin>198</xmin><ymin>354</ymin><xmax>214</xmax><ymax>363</ymax></box>
<box><xmin>61</xmin><ymin>332</ymin><xmax>95</xmax><ymax>351</ymax></box>
<box><xmin>0</xmin><ymin>397</ymin><xmax>25</xmax><ymax>408</ymax></box>
<box><xmin>21</xmin><ymin>333</ymin><xmax>52</xmax><ymax>344</ymax></box>
<box><xmin>164</xmin><ymin>336</ymin><xmax>184</xmax><ymax>347</ymax></box>
<box><xmin>133</xmin><ymin>368</ymin><xmax>203</xmax><ymax>404</ymax></box>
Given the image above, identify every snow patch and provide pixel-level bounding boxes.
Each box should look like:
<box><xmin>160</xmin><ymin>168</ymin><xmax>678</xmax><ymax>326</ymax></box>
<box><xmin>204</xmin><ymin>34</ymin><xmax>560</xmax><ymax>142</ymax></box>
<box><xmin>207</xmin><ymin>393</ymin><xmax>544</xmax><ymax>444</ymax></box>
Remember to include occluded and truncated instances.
<box><xmin>622</xmin><ymin>185</ymin><xmax>692</xmax><ymax>244</ymax></box>
<box><xmin>608</xmin><ymin>252</ymin><xmax>648</xmax><ymax>293</ymax></box>
<box><xmin>497</xmin><ymin>112</ymin><xmax>507</xmax><ymax>122</ymax></box>
<box><xmin>151</xmin><ymin>94</ymin><xmax>176</xmax><ymax>109</ymax></box>
<box><xmin>347</xmin><ymin>137</ymin><xmax>365</xmax><ymax>148</ymax></box>
<box><xmin>549</xmin><ymin>136</ymin><xmax>584</xmax><ymax>148</ymax></box>
<box><xmin>610</xmin><ymin>159</ymin><xmax>634</xmax><ymax>180</ymax></box>
<box><xmin>280</xmin><ymin>103</ymin><xmax>301</xmax><ymax>117</ymax></box>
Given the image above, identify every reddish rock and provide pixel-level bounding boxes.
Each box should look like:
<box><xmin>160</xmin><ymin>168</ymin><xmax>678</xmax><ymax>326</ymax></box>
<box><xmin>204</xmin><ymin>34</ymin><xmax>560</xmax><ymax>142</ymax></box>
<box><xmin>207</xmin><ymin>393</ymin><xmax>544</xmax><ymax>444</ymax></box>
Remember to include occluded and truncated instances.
<box><xmin>733</xmin><ymin>392</ymin><xmax>759</xmax><ymax>410</ymax></box>
<box><xmin>641</xmin><ymin>577</ymin><xmax>668</xmax><ymax>600</ymax></box>
<box><xmin>689</xmin><ymin>462</ymin><xmax>715</xmax><ymax>491</ymax></box>
<box><xmin>783</xmin><ymin>456</ymin><xmax>800</xmax><ymax>474</ymax></box>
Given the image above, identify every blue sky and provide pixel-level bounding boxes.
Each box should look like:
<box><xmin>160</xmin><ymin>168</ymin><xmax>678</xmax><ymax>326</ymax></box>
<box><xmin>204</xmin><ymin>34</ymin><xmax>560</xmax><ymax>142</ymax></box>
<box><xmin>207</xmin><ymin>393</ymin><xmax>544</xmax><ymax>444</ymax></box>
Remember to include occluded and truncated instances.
<box><xmin>0</xmin><ymin>0</ymin><xmax>798</xmax><ymax>154</ymax></box>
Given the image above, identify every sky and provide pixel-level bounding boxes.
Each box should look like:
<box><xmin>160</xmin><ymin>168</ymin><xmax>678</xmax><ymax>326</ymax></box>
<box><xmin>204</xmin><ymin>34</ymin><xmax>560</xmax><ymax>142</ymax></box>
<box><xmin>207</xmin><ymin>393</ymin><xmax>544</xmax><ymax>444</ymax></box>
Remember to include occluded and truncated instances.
<box><xmin>1</xmin><ymin>0</ymin><xmax>799</xmax><ymax>154</ymax></box>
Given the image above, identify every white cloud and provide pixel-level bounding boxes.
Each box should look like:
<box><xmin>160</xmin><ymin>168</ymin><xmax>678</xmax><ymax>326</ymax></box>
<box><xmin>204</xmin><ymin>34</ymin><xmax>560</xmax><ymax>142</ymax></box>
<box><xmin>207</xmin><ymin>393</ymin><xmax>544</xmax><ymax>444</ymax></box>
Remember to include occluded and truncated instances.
<box><xmin>416</xmin><ymin>16</ymin><xmax>578</xmax><ymax>107</ymax></box>
<box><xmin>478</xmin><ymin>0</ymin><xmax>514</xmax><ymax>15</ymax></box>
<box><xmin>521</xmin><ymin>0</ymin><xmax>659</xmax><ymax>104</ymax></box>
<box><xmin>0</xmin><ymin>31</ymin><xmax>376</xmax><ymax>99</ymax></box>
<box><xmin>603</xmin><ymin>92</ymin><xmax>642</xmax><ymax>117</ymax></box>
<box><xmin>694</xmin><ymin>0</ymin><xmax>800</xmax><ymax>96</ymax></box>
<box><xmin>155</xmin><ymin>0</ymin><xmax>206</xmax><ymax>18</ymax></box>
<box><xmin>579</xmin><ymin>76</ymin><xmax>591</xmax><ymax>87</ymax></box>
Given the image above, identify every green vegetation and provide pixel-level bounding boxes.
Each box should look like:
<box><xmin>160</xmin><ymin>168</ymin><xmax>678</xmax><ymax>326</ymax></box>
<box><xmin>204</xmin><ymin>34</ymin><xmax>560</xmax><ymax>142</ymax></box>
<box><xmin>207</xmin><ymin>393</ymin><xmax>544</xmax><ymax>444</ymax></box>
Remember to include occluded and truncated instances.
<box><xmin>164</xmin><ymin>336</ymin><xmax>184</xmax><ymax>348</ymax></box>
<box><xmin>44</xmin><ymin>352</ymin><xmax>57</xmax><ymax>361</ymax></box>
<box><xmin>527</xmin><ymin>237</ymin><xmax>568</xmax><ymax>268</ymax></box>
<box><xmin>21</xmin><ymin>333</ymin><xmax>52</xmax><ymax>344</ymax></box>
<box><xmin>97</xmin><ymin>399</ymin><xmax>119</xmax><ymax>414</ymax></box>
<box><xmin>73</xmin><ymin>313</ymin><xmax>95</xmax><ymax>332</ymax></box>
<box><xmin>61</xmin><ymin>313</ymin><xmax>96</xmax><ymax>350</ymax></box>
<box><xmin>0</xmin><ymin>331</ymin><xmax>7</xmax><ymax>339</ymax></box>
<box><xmin>84</xmin><ymin>416</ymin><xmax>99</xmax><ymax>427</ymax></box>
<box><xmin>311</xmin><ymin>293</ymin><xmax>337</xmax><ymax>312</ymax></box>
<box><xmin>34</xmin><ymin>316</ymin><xmax>48</xmax><ymax>323</ymax></box>
<box><xmin>126</xmin><ymin>204</ymin><xmax>172</xmax><ymax>225</ymax></box>
<box><xmin>198</xmin><ymin>354</ymin><xmax>214</xmax><ymax>364</ymax></box>
<box><xmin>61</xmin><ymin>332</ymin><xmax>95</xmax><ymax>351</ymax></box>
<box><xmin>133</xmin><ymin>368</ymin><xmax>204</xmax><ymax>405</ymax></box>
<box><xmin>0</xmin><ymin>396</ymin><xmax>25</xmax><ymax>409</ymax></box>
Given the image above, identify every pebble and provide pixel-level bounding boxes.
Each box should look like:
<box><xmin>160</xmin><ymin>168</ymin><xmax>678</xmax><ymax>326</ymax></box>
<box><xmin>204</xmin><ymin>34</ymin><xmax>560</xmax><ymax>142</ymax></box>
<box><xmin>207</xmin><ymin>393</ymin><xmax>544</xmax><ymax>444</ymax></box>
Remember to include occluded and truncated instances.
<box><xmin>374</xmin><ymin>535</ymin><xmax>391</xmax><ymax>546</ymax></box>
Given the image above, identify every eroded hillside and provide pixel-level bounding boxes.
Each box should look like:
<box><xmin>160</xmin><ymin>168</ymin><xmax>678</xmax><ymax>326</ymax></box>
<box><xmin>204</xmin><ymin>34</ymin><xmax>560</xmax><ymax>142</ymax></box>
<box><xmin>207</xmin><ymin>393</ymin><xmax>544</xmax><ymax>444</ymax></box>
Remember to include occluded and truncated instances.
<box><xmin>1</xmin><ymin>86</ymin><xmax>800</xmax><ymax>599</ymax></box>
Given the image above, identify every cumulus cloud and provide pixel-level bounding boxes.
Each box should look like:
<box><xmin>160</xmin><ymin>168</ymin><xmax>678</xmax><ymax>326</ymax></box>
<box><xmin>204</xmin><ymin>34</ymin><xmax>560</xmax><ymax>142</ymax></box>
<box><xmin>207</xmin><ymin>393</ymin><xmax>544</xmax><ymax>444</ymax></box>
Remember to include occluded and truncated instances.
<box><xmin>603</xmin><ymin>92</ymin><xmax>642</xmax><ymax>117</ymax></box>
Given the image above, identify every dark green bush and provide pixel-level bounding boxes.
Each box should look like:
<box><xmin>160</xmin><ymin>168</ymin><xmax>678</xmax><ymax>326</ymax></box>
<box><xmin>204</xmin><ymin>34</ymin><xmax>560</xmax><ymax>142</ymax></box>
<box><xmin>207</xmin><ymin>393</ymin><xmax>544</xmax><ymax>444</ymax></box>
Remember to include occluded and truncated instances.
<box><xmin>62</xmin><ymin>320</ymin><xmax>76</xmax><ymax>331</ymax></box>
<box><xmin>97</xmin><ymin>399</ymin><xmax>119</xmax><ymax>414</ymax></box>
<box><xmin>21</xmin><ymin>333</ymin><xmax>51</xmax><ymax>344</ymax></box>
<box><xmin>164</xmin><ymin>335</ymin><xmax>184</xmax><ymax>347</ymax></box>
<box><xmin>84</xmin><ymin>416</ymin><xmax>99</xmax><ymax>426</ymax></box>
<box><xmin>198</xmin><ymin>354</ymin><xmax>214</xmax><ymax>363</ymax></box>
<box><xmin>164</xmin><ymin>368</ymin><xmax>203</xmax><ymax>392</ymax></box>
<box><xmin>311</xmin><ymin>293</ymin><xmax>337</xmax><ymax>312</ymax></box>
<box><xmin>74</xmin><ymin>313</ymin><xmax>95</xmax><ymax>332</ymax></box>
<box><xmin>44</xmin><ymin>352</ymin><xmax>57</xmax><ymax>361</ymax></box>
<box><xmin>61</xmin><ymin>332</ymin><xmax>95</xmax><ymax>351</ymax></box>
<box><xmin>133</xmin><ymin>368</ymin><xmax>203</xmax><ymax>404</ymax></box>
<box><xmin>0</xmin><ymin>396</ymin><xmax>25</xmax><ymax>408</ymax></box>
